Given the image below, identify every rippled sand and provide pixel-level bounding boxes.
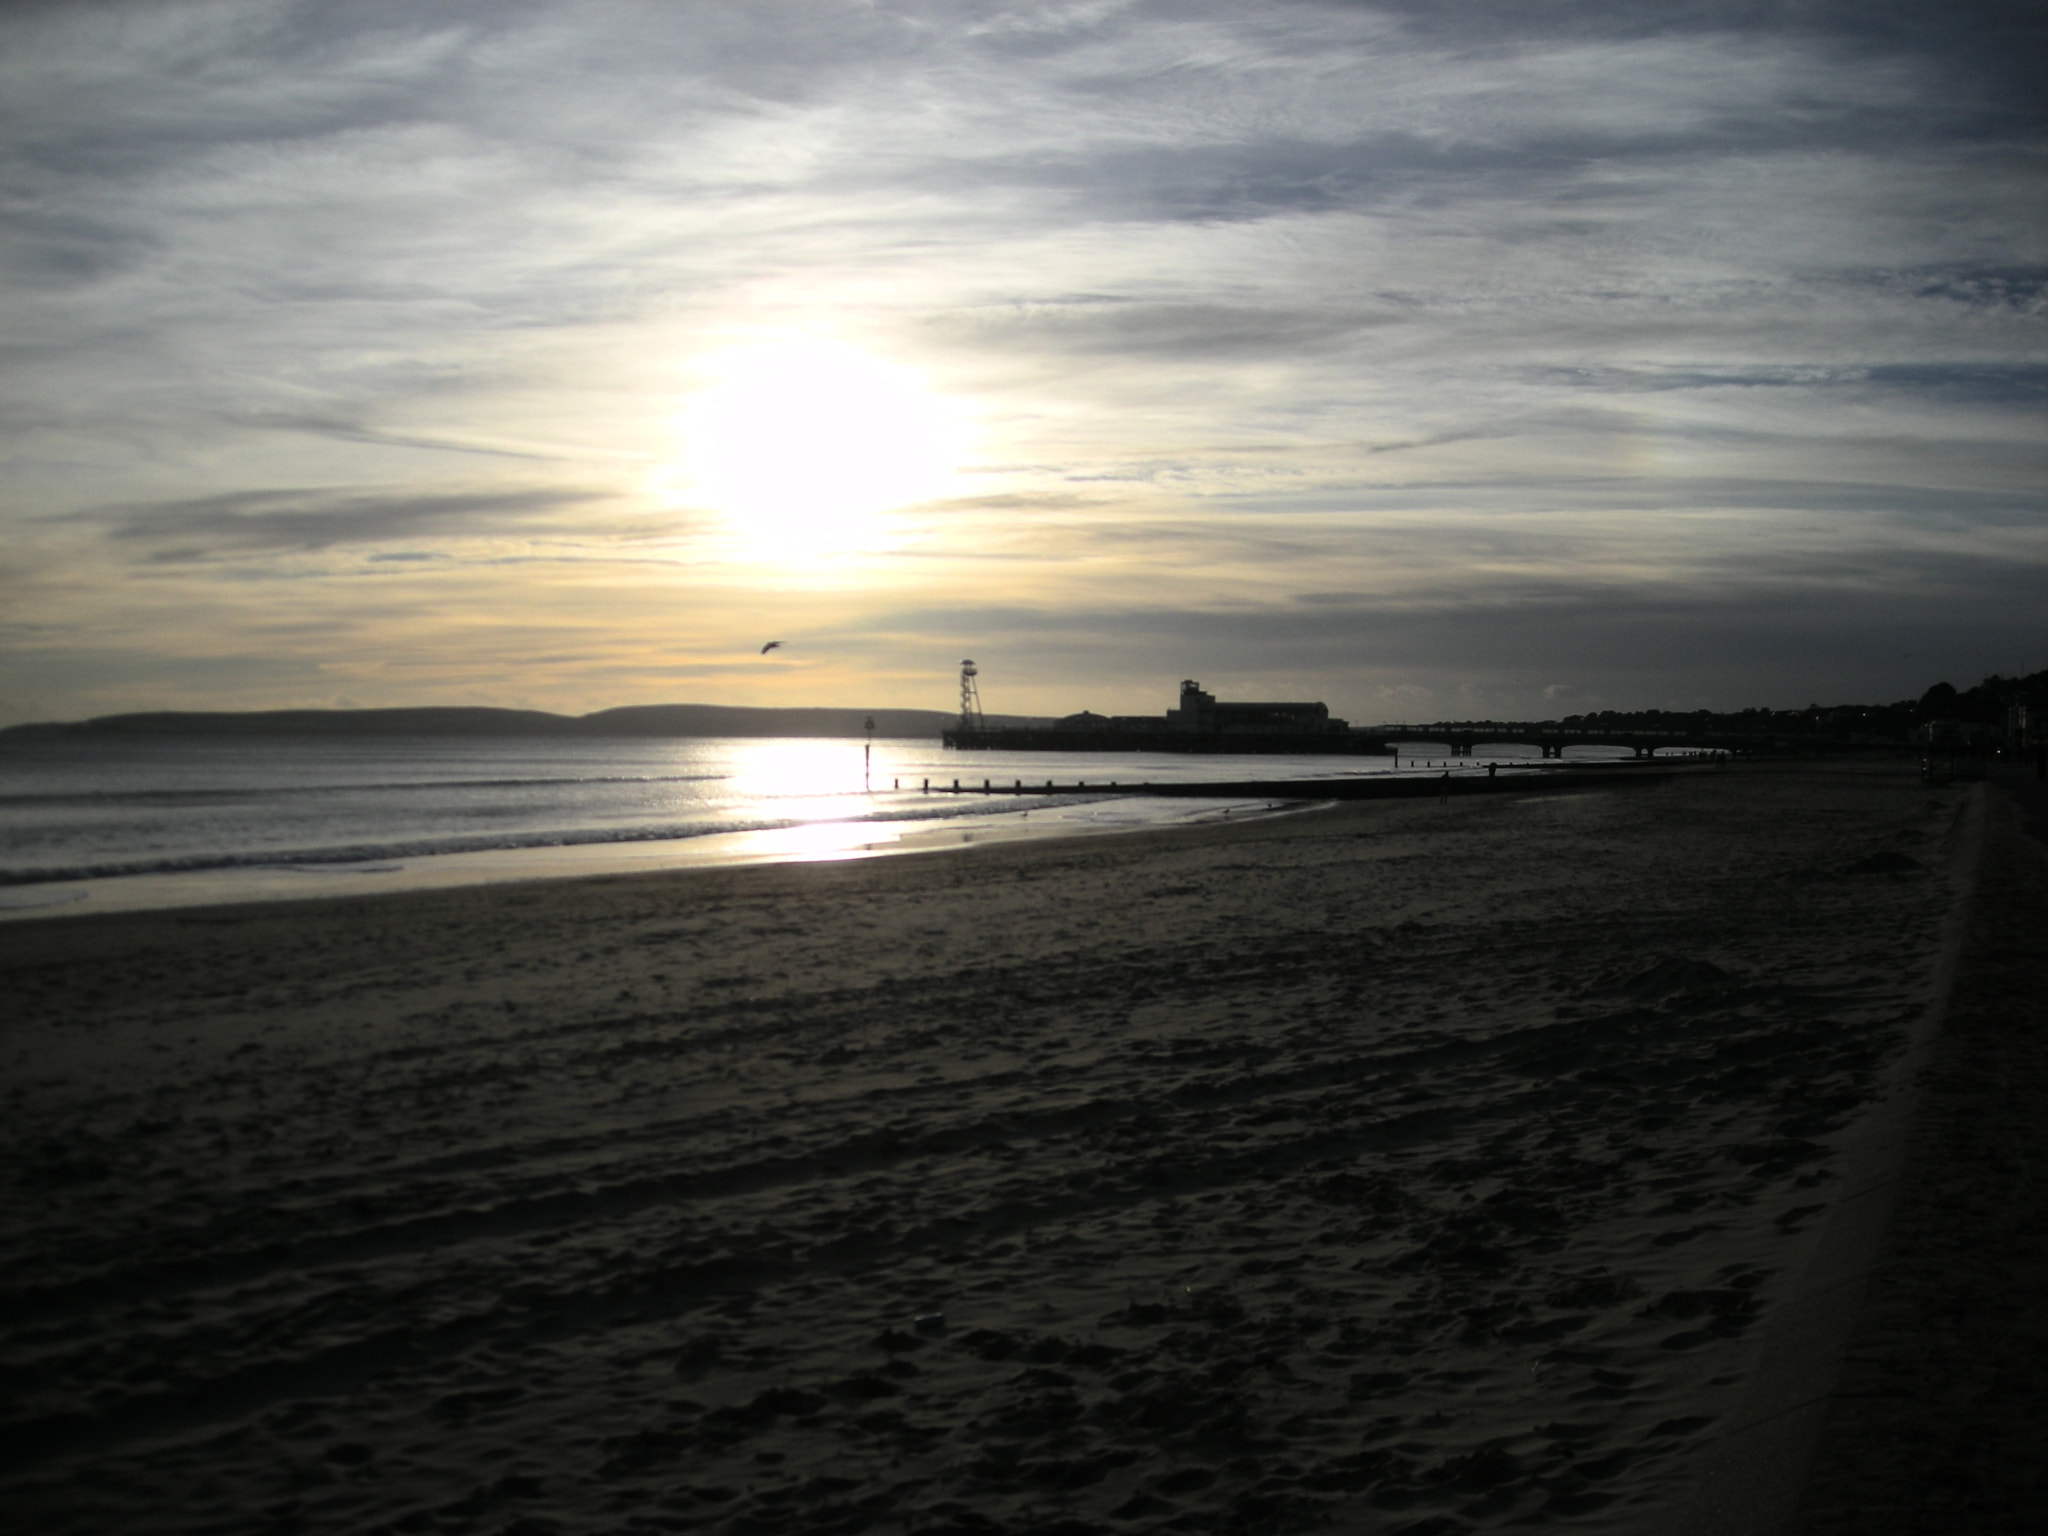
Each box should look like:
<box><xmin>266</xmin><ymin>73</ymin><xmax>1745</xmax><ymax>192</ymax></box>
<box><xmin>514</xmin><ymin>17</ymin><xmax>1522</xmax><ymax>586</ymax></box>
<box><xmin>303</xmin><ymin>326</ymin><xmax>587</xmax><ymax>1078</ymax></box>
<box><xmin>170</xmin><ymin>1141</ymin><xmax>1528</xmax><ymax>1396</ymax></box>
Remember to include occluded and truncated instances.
<box><xmin>2</xmin><ymin>764</ymin><xmax>1972</xmax><ymax>1534</ymax></box>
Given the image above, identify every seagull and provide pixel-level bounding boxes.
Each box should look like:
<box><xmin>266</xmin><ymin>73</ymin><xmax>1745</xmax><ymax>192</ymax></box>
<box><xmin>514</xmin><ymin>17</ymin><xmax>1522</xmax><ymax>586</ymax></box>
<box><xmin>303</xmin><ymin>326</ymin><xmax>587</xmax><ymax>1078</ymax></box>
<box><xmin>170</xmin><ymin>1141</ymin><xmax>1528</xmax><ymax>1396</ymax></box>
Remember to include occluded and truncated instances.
<box><xmin>760</xmin><ymin>640</ymin><xmax>783</xmax><ymax>654</ymax></box>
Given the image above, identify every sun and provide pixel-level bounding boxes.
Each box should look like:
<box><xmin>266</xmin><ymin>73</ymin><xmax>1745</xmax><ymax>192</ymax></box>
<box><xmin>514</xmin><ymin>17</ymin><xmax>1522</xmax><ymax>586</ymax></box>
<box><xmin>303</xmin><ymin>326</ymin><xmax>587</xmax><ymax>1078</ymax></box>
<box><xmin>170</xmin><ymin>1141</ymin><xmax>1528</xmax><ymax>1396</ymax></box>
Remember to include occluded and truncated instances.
<box><xmin>673</xmin><ymin>338</ymin><xmax>967</xmax><ymax>559</ymax></box>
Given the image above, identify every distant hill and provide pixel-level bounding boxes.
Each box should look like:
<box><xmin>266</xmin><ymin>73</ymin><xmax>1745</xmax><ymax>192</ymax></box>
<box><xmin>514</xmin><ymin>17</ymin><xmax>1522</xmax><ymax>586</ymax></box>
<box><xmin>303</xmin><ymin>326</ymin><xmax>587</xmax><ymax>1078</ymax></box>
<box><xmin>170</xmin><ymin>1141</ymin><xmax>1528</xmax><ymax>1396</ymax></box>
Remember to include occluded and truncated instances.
<box><xmin>0</xmin><ymin>705</ymin><xmax>1052</xmax><ymax>741</ymax></box>
<box><xmin>578</xmin><ymin>705</ymin><xmax>966</xmax><ymax>739</ymax></box>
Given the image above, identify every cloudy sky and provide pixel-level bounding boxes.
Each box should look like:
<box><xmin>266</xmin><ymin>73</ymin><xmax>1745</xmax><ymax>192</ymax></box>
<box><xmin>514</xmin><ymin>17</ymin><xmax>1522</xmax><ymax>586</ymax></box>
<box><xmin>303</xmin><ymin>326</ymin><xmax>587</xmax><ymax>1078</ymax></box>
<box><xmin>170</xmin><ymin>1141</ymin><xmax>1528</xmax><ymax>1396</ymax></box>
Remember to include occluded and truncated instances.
<box><xmin>3</xmin><ymin>0</ymin><xmax>2042</xmax><ymax>726</ymax></box>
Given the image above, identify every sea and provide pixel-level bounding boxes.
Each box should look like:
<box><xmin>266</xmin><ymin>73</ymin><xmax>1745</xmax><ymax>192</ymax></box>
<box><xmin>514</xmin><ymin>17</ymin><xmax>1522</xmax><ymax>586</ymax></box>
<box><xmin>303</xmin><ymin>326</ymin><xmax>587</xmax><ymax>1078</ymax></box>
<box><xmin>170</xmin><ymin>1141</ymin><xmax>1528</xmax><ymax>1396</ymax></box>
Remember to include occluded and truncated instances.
<box><xmin>0</xmin><ymin>734</ymin><xmax>1619</xmax><ymax>919</ymax></box>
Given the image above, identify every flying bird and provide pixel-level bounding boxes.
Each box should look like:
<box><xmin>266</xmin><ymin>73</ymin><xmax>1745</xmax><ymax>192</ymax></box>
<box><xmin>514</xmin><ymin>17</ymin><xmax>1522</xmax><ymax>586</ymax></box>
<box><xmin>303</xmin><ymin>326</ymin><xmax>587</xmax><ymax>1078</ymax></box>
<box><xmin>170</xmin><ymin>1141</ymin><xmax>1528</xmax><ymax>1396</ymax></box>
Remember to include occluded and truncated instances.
<box><xmin>760</xmin><ymin>640</ymin><xmax>783</xmax><ymax>654</ymax></box>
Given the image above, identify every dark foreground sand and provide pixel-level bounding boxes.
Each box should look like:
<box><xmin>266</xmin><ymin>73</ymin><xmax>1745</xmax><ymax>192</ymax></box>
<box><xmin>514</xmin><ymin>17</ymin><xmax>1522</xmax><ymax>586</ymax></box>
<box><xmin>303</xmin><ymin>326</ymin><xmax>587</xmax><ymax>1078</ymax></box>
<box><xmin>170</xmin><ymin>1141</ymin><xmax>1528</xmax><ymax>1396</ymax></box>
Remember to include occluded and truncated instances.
<box><xmin>0</xmin><ymin>764</ymin><xmax>2005</xmax><ymax>1534</ymax></box>
<box><xmin>1790</xmin><ymin>771</ymin><xmax>2048</xmax><ymax>1534</ymax></box>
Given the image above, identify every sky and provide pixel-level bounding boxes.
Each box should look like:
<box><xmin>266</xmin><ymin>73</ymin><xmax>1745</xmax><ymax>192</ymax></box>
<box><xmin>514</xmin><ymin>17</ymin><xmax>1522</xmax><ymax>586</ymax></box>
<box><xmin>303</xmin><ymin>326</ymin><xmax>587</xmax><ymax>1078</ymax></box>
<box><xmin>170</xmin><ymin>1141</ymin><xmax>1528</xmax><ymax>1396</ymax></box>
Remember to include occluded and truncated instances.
<box><xmin>2</xmin><ymin>0</ymin><xmax>2043</xmax><ymax>727</ymax></box>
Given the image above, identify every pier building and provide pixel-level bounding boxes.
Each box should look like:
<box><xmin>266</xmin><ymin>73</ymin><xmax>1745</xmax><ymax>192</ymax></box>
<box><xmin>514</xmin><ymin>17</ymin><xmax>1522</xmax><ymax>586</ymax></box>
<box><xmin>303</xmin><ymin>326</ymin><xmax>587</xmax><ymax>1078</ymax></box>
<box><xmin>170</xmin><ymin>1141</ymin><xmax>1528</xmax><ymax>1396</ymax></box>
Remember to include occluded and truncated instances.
<box><xmin>955</xmin><ymin>678</ymin><xmax>1359</xmax><ymax>754</ymax></box>
<box><xmin>1165</xmin><ymin>680</ymin><xmax>1346</xmax><ymax>735</ymax></box>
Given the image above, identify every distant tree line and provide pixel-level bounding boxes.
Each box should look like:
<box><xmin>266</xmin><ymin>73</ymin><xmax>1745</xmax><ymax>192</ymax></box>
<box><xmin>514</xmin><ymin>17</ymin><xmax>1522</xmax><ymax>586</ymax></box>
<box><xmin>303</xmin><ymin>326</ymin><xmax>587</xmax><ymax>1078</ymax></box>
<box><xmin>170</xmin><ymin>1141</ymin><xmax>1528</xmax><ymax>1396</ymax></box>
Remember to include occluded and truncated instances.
<box><xmin>1557</xmin><ymin>670</ymin><xmax>2048</xmax><ymax>742</ymax></box>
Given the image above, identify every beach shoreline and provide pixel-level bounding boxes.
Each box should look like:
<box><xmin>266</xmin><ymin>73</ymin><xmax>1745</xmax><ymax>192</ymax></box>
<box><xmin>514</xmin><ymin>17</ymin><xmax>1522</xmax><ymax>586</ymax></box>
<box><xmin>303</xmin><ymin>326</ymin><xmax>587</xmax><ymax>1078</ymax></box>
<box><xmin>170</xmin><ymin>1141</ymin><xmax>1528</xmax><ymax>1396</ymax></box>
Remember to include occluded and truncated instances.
<box><xmin>2</xmin><ymin>762</ymin><xmax>1995</xmax><ymax>1533</ymax></box>
<box><xmin>0</xmin><ymin>759</ymin><xmax>1685</xmax><ymax>927</ymax></box>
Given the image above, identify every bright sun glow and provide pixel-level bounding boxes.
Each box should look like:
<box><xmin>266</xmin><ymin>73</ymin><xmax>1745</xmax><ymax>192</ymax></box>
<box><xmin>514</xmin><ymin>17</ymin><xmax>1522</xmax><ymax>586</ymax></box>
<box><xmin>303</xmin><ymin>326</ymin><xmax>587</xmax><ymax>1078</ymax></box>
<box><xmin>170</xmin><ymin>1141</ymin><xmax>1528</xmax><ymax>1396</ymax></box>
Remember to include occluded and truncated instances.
<box><xmin>724</xmin><ymin>738</ymin><xmax>866</xmax><ymax>810</ymax></box>
<box><xmin>673</xmin><ymin>338</ymin><xmax>968</xmax><ymax>558</ymax></box>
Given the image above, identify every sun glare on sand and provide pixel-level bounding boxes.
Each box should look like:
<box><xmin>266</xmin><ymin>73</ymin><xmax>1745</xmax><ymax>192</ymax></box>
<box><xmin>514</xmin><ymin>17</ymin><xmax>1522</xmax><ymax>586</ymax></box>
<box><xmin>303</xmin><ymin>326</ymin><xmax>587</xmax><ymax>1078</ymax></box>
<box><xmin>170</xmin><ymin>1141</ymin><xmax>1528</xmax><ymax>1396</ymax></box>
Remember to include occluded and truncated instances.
<box><xmin>670</xmin><ymin>339</ymin><xmax>969</xmax><ymax>560</ymax></box>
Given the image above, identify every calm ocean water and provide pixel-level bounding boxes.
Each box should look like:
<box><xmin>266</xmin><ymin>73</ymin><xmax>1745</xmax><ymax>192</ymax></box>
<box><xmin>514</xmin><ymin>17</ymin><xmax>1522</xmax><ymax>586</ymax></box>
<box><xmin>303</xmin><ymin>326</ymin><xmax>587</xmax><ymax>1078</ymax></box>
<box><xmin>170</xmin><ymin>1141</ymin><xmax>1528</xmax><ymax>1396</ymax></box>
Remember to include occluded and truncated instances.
<box><xmin>0</xmin><ymin>734</ymin><xmax>1591</xmax><ymax>917</ymax></box>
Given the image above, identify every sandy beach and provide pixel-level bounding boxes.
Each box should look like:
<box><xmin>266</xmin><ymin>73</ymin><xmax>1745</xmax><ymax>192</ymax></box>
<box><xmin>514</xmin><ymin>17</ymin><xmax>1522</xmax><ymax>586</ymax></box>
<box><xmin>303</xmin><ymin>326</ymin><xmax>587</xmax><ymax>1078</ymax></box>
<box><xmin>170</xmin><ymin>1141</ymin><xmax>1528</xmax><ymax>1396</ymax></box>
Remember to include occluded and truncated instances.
<box><xmin>0</xmin><ymin>763</ymin><xmax>2000</xmax><ymax>1533</ymax></box>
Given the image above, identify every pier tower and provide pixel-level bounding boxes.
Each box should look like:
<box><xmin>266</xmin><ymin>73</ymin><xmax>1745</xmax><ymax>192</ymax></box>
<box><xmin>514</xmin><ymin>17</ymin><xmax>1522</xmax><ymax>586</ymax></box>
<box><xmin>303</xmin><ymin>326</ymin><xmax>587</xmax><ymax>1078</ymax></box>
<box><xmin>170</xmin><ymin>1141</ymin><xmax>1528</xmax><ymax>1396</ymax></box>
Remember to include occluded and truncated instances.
<box><xmin>958</xmin><ymin>659</ymin><xmax>983</xmax><ymax>734</ymax></box>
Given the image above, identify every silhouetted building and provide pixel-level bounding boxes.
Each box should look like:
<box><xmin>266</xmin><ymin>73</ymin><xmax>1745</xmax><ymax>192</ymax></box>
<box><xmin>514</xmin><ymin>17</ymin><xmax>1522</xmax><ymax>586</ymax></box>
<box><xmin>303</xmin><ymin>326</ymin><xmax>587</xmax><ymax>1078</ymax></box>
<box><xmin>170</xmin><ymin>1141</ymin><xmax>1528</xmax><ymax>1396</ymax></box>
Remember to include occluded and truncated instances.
<box><xmin>1165</xmin><ymin>679</ymin><xmax>1343</xmax><ymax>734</ymax></box>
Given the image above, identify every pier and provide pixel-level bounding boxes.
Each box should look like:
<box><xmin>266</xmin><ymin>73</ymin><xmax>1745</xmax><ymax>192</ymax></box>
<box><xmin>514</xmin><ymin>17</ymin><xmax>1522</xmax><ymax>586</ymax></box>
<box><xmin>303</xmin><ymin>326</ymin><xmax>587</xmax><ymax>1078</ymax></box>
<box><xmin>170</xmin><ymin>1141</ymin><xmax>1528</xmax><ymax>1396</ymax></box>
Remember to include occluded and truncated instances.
<box><xmin>945</xmin><ymin>721</ymin><xmax>1841</xmax><ymax>759</ymax></box>
<box><xmin>942</xmin><ymin>676</ymin><xmax>1877</xmax><ymax>760</ymax></box>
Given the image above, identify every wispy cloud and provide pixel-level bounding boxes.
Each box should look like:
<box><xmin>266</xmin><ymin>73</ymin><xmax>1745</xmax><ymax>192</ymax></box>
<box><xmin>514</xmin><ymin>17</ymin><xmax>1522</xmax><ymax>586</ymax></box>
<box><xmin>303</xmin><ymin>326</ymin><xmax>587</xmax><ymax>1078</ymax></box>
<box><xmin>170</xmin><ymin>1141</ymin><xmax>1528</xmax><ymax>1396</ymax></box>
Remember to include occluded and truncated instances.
<box><xmin>86</xmin><ymin>484</ymin><xmax>616</xmax><ymax>554</ymax></box>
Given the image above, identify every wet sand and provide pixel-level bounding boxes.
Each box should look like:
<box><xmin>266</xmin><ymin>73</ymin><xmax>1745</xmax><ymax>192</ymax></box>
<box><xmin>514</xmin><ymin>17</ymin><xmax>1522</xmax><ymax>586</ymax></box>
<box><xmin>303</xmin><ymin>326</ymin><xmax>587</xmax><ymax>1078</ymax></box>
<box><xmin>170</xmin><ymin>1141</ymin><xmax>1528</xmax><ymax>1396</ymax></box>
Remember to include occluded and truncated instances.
<box><xmin>0</xmin><ymin>763</ymin><xmax>1982</xmax><ymax>1533</ymax></box>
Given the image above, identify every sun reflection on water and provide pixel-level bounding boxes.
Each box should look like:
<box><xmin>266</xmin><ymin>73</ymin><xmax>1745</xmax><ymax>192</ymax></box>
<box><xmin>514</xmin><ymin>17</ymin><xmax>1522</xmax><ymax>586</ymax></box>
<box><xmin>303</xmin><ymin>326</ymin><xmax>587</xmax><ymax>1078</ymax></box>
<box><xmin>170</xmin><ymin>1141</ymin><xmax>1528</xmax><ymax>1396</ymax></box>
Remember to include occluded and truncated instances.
<box><xmin>724</xmin><ymin>737</ymin><xmax>875</xmax><ymax>821</ymax></box>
